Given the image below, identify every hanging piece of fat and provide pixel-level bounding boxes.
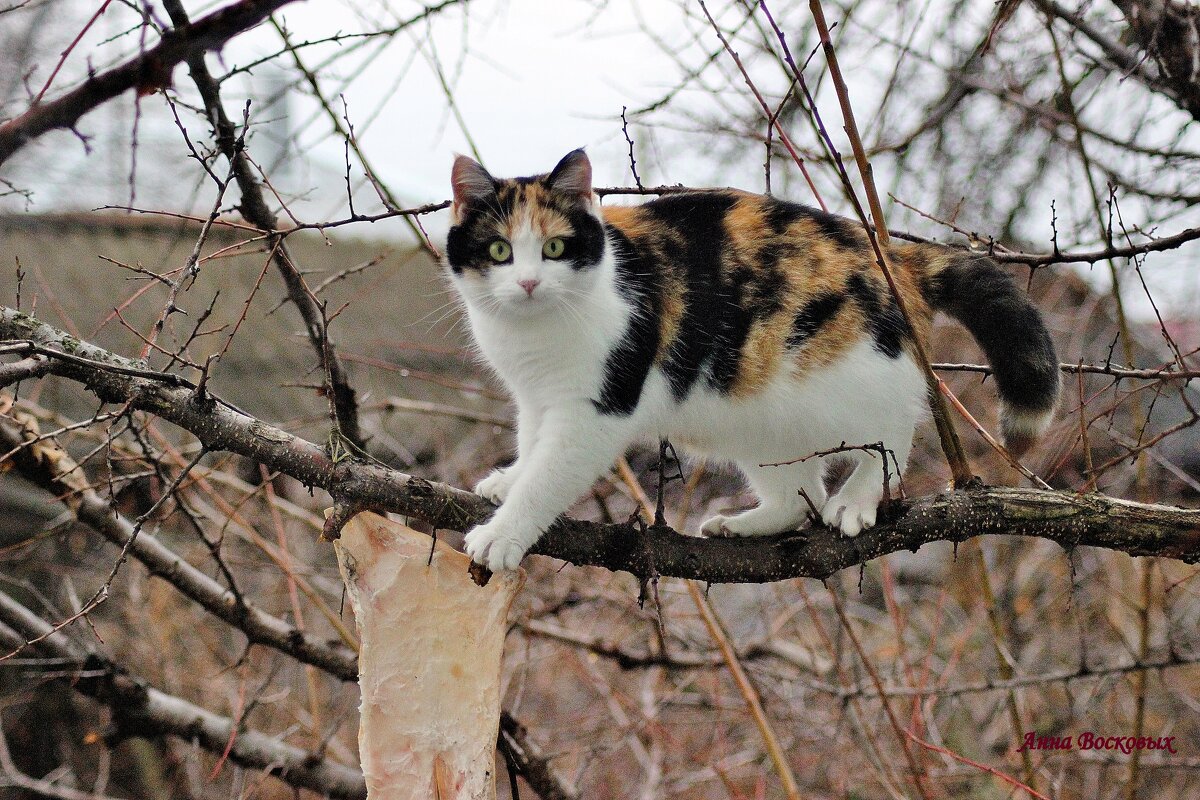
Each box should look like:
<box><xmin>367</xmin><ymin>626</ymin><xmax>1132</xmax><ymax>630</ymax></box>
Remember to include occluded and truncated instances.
<box><xmin>334</xmin><ymin>511</ymin><xmax>525</xmax><ymax>799</ymax></box>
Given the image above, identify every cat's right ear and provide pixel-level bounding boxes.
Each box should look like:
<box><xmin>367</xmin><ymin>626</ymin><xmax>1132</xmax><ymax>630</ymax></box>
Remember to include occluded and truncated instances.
<box><xmin>451</xmin><ymin>155</ymin><xmax>496</xmax><ymax>217</ymax></box>
<box><xmin>546</xmin><ymin>148</ymin><xmax>593</xmax><ymax>201</ymax></box>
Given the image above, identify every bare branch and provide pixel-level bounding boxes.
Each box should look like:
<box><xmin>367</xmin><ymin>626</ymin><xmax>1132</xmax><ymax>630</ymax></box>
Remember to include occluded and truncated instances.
<box><xmin>0</xmin><ymin>594</ymin><xmax>367</xmax><ymax>799</ymax></box>
<box><xmin>0</xmin><ymin>0</ymin><xmax>299</xmax><ymax>166</ymax></box>
<box><xmin>162</xmin><ymin>0</ymin><xmax>365</xmax><ymax>450</ymax></box>
<box><xmin>0</xmin><ymin>405</ymin><xmax>359</xmax><ymax>680</ymax></box>
<box><xmin>934</xmin><ymin>360</ymin><xmax>1200</xmax><ymax>381</ymax></box>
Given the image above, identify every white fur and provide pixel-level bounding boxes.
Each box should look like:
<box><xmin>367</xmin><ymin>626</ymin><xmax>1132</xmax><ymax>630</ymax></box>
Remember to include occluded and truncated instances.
<box><xmin>448</xmin><ymin>208</ymin><xmax>927</xmax><ymax>571</ymax></box>
<box><xmin>1001</xmin><ymin>405</ymin><xmax>1056</xmax><ymax>439</ymax></box>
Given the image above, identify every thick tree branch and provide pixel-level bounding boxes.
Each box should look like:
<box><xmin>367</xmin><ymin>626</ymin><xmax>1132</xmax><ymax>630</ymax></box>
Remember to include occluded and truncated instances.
<box><xmin>0</xmin><ymin>0</ymin><xmax>298</xmax><ymax>166</ymax></box>
<box><xmin>0</xmin><ymin>406</ymin><xmax>359</xmax><ymax>680</ymax></box>
<box><xmin>3</xmin><ymin>306</ymin><xmax>1198</xmax><ymax>585</ymax></box>
<box><xmin>0</xmin><ymin>355</ymin><xmax>49</xmax><ymax>387</ymax></box>
<box><xmin>0</xmin><ymin>593</ymin><xmax>367</xmax><ymax>799</ymax></box>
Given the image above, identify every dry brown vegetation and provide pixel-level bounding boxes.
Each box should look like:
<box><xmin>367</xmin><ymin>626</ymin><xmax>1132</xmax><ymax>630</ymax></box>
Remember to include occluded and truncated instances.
<box><xmin>0</xmin><ymin>1</ymin><xmax>1198</xmax><ymax>799</ymax></box>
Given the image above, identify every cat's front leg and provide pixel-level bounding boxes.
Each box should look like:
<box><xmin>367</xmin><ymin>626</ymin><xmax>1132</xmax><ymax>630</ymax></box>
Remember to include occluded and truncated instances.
<box><xmin>474</xmin><ymin>399</ymin><xmax>543</xmax><ymax>504</ymax></box>
<box><xmin>466</xmin><ymin>402</ymin><xmax>634</xmax><ymax>571</ymax></box>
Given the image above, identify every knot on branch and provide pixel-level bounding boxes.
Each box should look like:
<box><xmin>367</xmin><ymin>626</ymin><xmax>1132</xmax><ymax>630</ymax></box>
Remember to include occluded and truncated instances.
<box><xmin>404</xmin><ymin>475</ymin><xmax>438</xmax><ymax>500</ymax></box>
<box><xmin>78</xmin><ymin>654</ymin><xmax>151</xmax><ymax>737</ymax></box>
<box><xmin>322</xmin><ymin>500</ymin><xmax>368</xmax><ymax>542</ymax></box>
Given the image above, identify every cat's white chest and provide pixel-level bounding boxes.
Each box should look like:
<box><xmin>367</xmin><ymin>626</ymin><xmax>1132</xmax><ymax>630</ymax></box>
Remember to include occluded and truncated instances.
<box><xmin>466</xmin><ymin>293</ymin><xmax>630</xmax><ymax>400</ymax></box>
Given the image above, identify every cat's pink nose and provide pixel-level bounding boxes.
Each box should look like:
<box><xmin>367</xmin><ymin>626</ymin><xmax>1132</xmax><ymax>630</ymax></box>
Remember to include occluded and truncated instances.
<box><xmin>518</xmin><ymin>279</ymin><xmax>540</xmax><ymax>297</ymax></box>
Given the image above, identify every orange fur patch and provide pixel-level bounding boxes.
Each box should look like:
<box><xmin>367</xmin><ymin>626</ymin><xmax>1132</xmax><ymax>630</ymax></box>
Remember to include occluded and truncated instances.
<box><xmin>603</xmin><ymin>194</ymin><xmax>946</xmax><ymax>399</ymax></box>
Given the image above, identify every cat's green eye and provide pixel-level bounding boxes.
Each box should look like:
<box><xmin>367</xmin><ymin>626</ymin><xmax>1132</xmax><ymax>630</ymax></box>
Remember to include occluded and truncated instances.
<box><xmin>488</xmin><ymin>240</ymin><xmax>512</xmax><ymax>262</ymax></box>
<box><xmin>542</xmin><ymin>237</ymin><xmax>566</xmax><ymax>260</ymax></box>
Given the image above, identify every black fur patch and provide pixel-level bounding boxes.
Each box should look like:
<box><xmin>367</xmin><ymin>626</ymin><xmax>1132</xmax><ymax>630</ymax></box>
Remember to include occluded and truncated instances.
<box><xmin>446</xmin><ymin>204</ymin><xmax>503</xmax><ymax>274</ymax></box>
<box><xmin>764</xmin><ymin>199</ymin><xmax>808</xmax><ymax>234</ymax></box>
<box><xmin>767</xmin><ymin>199</ymin><xmax>864</xmax><ymax>250</ymax></box>
<box><xmin>788</xmin><ymin>292</ymin><xmax>845</xmax><ymax>347</ymax></box>
<box><xmin>562</xmin><ymin>207</ymin><xmax>606</xmax><ymax>269</ymax></box>
<box><xmin>924</xmin><ymin>254</ymin><xmax>1059</xmax><ymax>410</ymax></box>
<box><xmin>492</xmin><ymin>182</ymin><xmax>525</xmax><ymax>219</ymax></box>
<box><xmin>592</xmin><ymin>229</ymin><xmax>661</xmax><ymax>416</ymax></box>
<box><xmin>804</xmin><ymin>208</ymin><xmax>866</xmax><ymax>251</ymax></box>
<box><xmin>643</xmin><ymin>193</ymin><xmax>740</xmax><ymax>399</ymax></box>
<box><xmin>707</xmin><ymin>265</ymin><xmax>756</xmax><ymax>392</ymax></box>
<box><xmin>847</xmin><ymin>271</ymin><xmax>909</xmax><ymax>358</ymax></box>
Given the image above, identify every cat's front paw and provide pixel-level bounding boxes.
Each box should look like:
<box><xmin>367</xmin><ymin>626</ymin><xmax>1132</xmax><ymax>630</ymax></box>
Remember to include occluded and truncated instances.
<box><xmin>474</xmin><ymin>467</ymin><xmax>518</xmax><ymax>505</ymax></box>
<box><xmin>821</xmin><ymin>494</ymin><xmax>878</xmax><ymax>537</ymax></box>
<box><xmin>464</xmin><ymin>518</ymin><xmax>533</xmax><ymax>572</ymax></box>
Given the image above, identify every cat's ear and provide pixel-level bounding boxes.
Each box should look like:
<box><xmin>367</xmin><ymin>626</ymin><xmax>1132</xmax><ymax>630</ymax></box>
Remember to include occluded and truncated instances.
<box><xmin>451</xmin><ymin>155</ymin><xmax>497</xmax><ymax>212</ymax></box>
<box><xmin>546</xmin><ymin>148</ymin><xmax>593</xmax><ymax>201</ymax></box>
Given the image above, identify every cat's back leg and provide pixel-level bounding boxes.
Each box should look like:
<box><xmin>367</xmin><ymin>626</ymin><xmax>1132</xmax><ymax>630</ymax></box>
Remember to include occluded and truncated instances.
<box><xmin>820</xmin><ymin>423</ymin><xmax>913</xmax><ymax>537</ymax></box>
<box><xmin>701</xmin><ymin>458</ymin><xmax>825</xmax><ymax>537</ymax></box>
<box><xmin>807</xmin><ymin>339</ymin><xmax>922</xmax><ymax>536</ymax></box>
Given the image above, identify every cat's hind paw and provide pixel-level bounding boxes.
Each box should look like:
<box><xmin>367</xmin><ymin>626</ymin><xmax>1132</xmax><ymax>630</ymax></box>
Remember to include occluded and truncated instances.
<box><xmin>464</xmin><ymin>518</ymin><xmax>533</xmax><ymax>572</ymax></box>
<box><xmin>700</xmin><ymin>506</ymin><xmax>808</xmax><ymax>538</ymax></box>
<box><xmin>700</xmin><ymin>514</ymin><xmax>735</xmax><ymax>537</ymax></box>
<box><xmin>821</xmin><ymin>493</ymin><xmax>878</xmax><ymax>537</ymax></box>
<box><xmin>474</xmin><ymin>467</ymin><xmax>518</xmax><ymax>505</ymax></box>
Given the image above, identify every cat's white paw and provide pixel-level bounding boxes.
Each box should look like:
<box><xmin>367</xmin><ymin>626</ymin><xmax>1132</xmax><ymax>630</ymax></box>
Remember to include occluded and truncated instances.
<box><xmin>700</xmin><ymin>514</ymin><xmax>734</xmax><ymax>537</ymax></box>
<box><xmin>464</xmin><ymin>519</ymin><xmax>532</xmax><ymax>571</ymax></box>
<box><xmin>474</xmin><ymin>467</ymin><xmax>518</xmax><ymax>505</ymax></box>
<box><xmin>821</xmin><ymin>493</ymin><xmax>878</xmax><ymax>537</ymax></box>
<box><xmin>699</xmin><ymin>507</ymin><xmax>807</xmax><ymax>538</ymax></box>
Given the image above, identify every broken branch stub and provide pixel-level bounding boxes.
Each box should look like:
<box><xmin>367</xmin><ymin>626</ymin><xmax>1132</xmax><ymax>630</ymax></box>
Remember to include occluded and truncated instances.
<box><xmin>334</xmin><ymin>512</ymin><xmax>524</xmax><ymax>799</ymax></box>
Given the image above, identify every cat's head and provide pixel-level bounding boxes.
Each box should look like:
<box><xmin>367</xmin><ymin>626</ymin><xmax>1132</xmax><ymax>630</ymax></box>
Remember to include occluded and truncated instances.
<box><xmin>445</xmin><ymin>149</ymin><xmax>609</xmax><ymax>316</ymax></box>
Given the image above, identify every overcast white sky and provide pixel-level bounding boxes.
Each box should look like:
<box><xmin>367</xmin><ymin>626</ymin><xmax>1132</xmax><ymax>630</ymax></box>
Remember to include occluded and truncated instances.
<box><xmin>261</xmin><ymin>0</ymin><xmax>832</xmax><ymax>219</ymax></box>
<box><xmin>1</xmin><ymin>0</ymin><xmax>1196</xmax><ymax>320</ymax></box>
<box><xmin>4</xmin><ymin>0</ymin><xmax>749</xmax><ymax>217</ymax></box>
<box><xmin>0</xmin><ymin>0</ymin><xmax>1036</xmax><ymax>222</ymax></box>
<box><xmin>279</xmin><ymin>0</ymin><xmax>709</xmax><ymax>216</ymax></box>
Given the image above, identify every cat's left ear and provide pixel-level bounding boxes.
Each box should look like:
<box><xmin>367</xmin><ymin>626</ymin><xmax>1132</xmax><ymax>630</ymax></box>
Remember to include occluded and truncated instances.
<box><xmin>546</xmin><ymin>148</ymin><xmax>593</xmax><ymax>202</ymax></box>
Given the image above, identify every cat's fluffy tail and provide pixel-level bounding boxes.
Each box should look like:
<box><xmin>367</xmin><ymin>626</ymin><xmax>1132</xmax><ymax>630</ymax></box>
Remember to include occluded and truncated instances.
<box><xmin>916</xmin><ymin>249</ymin><xmax>1060</xmax><ymax>457</ymax></box>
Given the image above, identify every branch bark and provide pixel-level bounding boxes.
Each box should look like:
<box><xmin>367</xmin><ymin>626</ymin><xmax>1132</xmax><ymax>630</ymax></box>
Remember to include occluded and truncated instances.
<box><xmin>0</xmin><ymin>355</ymin><xmax>49</xmax><ymax>387</ymax></box>
<box><xmin>3</xmin><ymin>306</ymin><xmax>1198</xmax><ymax>586</ymax></box>
<box><xmin>0</xmin><ymin>0</ymin><xmax>299</xmax><ymax>166</ymax></box>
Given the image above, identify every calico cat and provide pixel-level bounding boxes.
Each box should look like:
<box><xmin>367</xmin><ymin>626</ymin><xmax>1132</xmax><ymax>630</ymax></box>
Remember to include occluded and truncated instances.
<box><xmin>446</xmin><ymin>149</ymin><xmax>1059</xmax><ymax>572</ymax></box>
